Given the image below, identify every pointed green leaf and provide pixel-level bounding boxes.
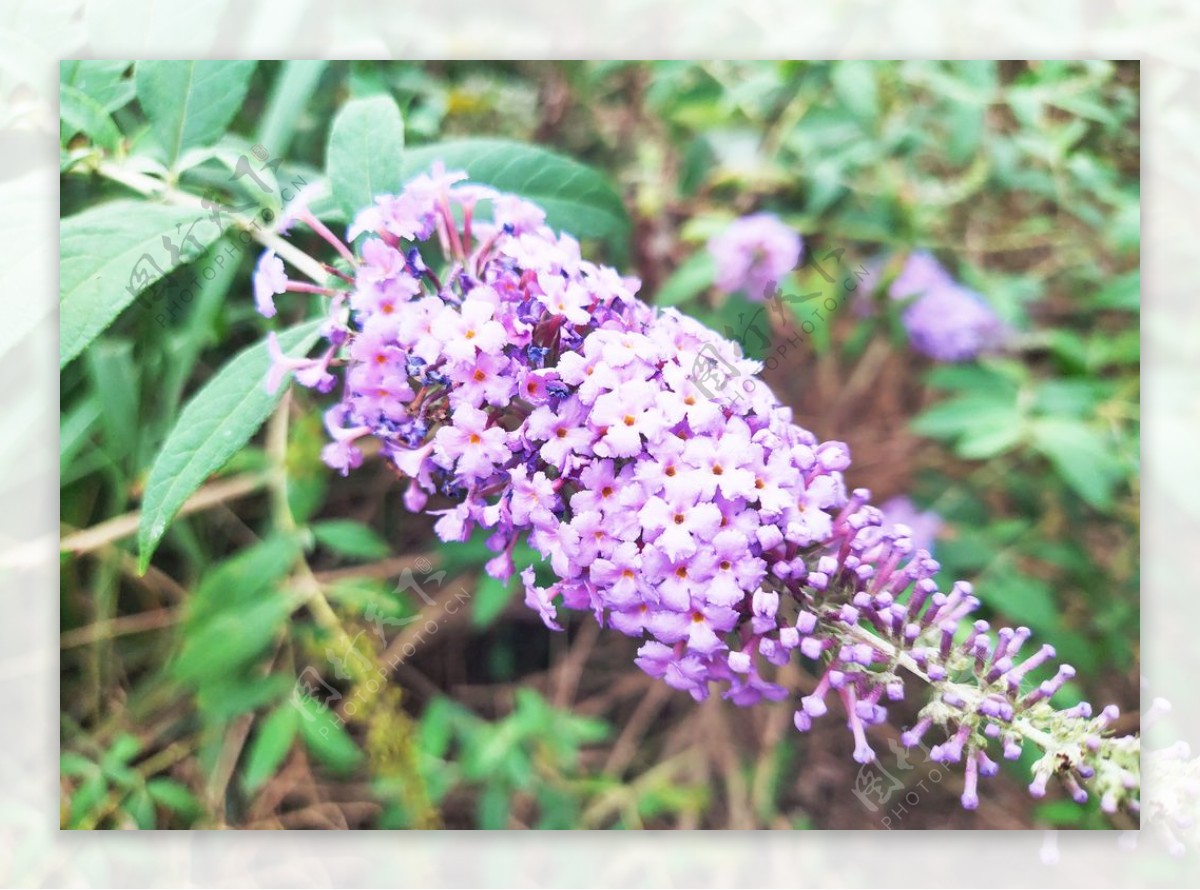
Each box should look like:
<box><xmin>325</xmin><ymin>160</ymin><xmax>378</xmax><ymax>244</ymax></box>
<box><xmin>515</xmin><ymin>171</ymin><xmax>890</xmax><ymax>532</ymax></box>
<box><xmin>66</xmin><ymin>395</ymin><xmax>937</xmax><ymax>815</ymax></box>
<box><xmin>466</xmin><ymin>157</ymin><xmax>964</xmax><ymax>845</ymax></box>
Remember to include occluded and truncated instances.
<box><xmin>399</xmin><ymin>139</ymin><xmax>630</xmax><ymax>254</ymax></box>
<box><xmin>296</xmin><ymin>696</ymin><xmax>363</xmax><ymax>774</ymax></box>
<box><xmin>137</xmin><ymin>320</ymin><xmax>324</xmax><ymax>571</ymax></box>
<box><xmin>187</xmin><ymin>536</ymin><xmax>303</xmax><ymax>627</ymax></box>
<box><xmin>135</xmin><ymin>60</ymin><xmax>256</xmax><ymax>165</ymax></box>
<box><xmin>145</xmin><ymin>778</ymin><xmax>201</xmax><ymax>821</ymax></box>
<box><xmin>172</xmin><ymin>595</ymin><xmax>293</xmax><ymax>686</ymax></box>
<box><xmin>61</xmin><ymin>60</ymin><xmax>135</xmax><ymax>112</ymax></box>
<box><xmin>241</xmin><ymin>704</ymin><xmax>301</xmax><ymax>794</ymax></box>
<box><xmin>327</xmin><ymin>93</ymin><xmax>406</xmax><ymax>219</ymax></box>
<box><xmin>60</xmin><ymin>83</ymin><xmax>121</xmax><ymax>151</ymax></box>
<box><xmin>656</xmin><ymin>251</ymin><xmax>715</xmax><ymax>307</ymax></box>
<box><xmin>257</xmin><ymin>60</ymin><xmax>329</xmax><ymax>155</ymax></box>
<box><xmin>60</xmin><ymin>200</ymin><xmax>222</xmax><ymax>367</ymax></box>
<box><xmin>310</xmin><ymin>519</ymin><xmax>391</xmax><ymax>561</ymax></box>
<box><xmin>1030</xmin><ymin>418</ymin><xmax>1125</xmax><ymax>511</ymax></box>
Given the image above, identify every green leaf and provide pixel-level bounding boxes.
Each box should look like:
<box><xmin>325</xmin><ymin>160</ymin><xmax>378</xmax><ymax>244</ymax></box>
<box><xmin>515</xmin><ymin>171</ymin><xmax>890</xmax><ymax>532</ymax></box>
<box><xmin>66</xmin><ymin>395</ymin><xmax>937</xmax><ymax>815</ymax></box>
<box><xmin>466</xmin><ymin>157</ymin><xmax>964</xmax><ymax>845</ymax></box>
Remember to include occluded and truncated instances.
<box><xmin>59</xmin><ymin>83</ymin><xmax>121</xmax><ymax>152</ymax></box>
<box><xmin>145</xmin><ymin>778</ymin><xmax>201</xmax><ymax>822</ymax></box>
<box><xmin>173</xmin><ymin>594</ymin><xmax>293</xmax><ymax>686</ymax></box>
<box><xmin>241</xmin><ymin>704</ymin><xmax>300</xmax><ymax>794</ymax></box>
<box><xmin>419</xmin><ymin>697</ymin><xmax>469</xmax><ymax>760</ymax></box>
<box><xmin>188</xmin><ymin>536</ymin><xmax>302</xmax><ymax>626</ymax></box>
<box><xmin>977</xmin><ymin>561</ymin><xmax>1060</xmax><ymax>636</ymax></box>
<box><xmin>60</xmin><ymin>397</ymin><xmax>101</xmax><ymax>475</ymax></box>
<box><xmin>101</xmin><ymin>733</ymin><xmax>141</xmax><ymax>774</ymax></box>
<box><xmin>1092</xmin><ymin>269</ymin><xmax>1139</xmax><ymax>312</ymax></box>
<box><xmin>60</xmin><ymin>201</ymin><xmax>222</xmax><ymax>368</ymax></box>
<box><xmin>84</xmin><ymin>340</ymin><xmax>139</xmax><ymax>465</ymax></box>
<box><xmin>137</xmin><ymin>320</ymin><xmax>324</xmax><ymax>571</ymax></box>
<box><xmin>911</xmin><ymin>393</ymin><xmax>1020</xmax><ymax>443</ymax></box>
<box><xmin>60</xmin><ymin>752</ymin><xmax>98</xmax><ymax>778</ymax></box>
<box><xmin>925</xmin><ymin>363</ymin><xmax>1019</xmax><ymax>396</ymax></box>
<box><xmin>327</xmin><ymin>94</ymin><xmax>406</xmax><ymax>220</ymax></box>
<box><xmin>478</xmin><ymin>782</ymin><xmax>513</xmax><ymax>830</ymax></box>
<box><xmin>831</xmin><ymin>61</ymin><xmax>878</xmax><ymax>123</ymax></box>
<box><xmin>471</xmin><ymin>574</ymin><xmax>516</xmax><ymax>629</ymax></box>
<box><xmin>135</xmin><ymin>60</ymin><xmax>257</xmax><ymax>166</ymax></box>
<box><xmin>126</xmin><ymin>787</ymin><xmax>157</xmax><ymax>829</ymax></box>
<box><xmin>195</xmin><ymin>674</ymin><xmax>295</xmax><ymax>724</ymax></box>
<box><xmin>61</xmin><ymin>60</ymin><xmax>135</xmax><ymax>112</ymax></box>
<box><xmin>1029</xmin><ymin>418</ymin><xmax>1124</xmax><ymax>510</ymax></box>
<box><xmin>656</xmin><ymin>251</ymin><xmax>715</xmax><ymax>307</ymax></box>
<box><xmin>1031</xmin><ymin>378</ymin><xmax>1103</xmax><ymax>417</ymax></box>
<box><xmin>296</xmin><ymin>696</ymin><xmax>363</xmax><ymax>774</ymax></box>
<box><xmin>310</xmin><ymin>519</ymin><xmax>391</xmax><ymax>561</ymax></box>
<box><xmin>954</xmin><ymin>417</ymin><xmax>1025</xmax><ymax>460</ymax></box>
<box><xmin>69</xmin><ymin>772</ymin><xmax>109</xmax><ymax>827</ymax></box>
<box><xmin>1035</xmin><ymin>799</ymin><xmax>1086</xmax><ymax>826</ymax></box>
<box><xmin>257</xmin><ymin>61</ymin><xmax>329</xmax><ymax>156</ymax></box>
<box><xmin>399</xmin><ymin>139</ymin><xmax>630</xmax><ymax>253</ymax></box>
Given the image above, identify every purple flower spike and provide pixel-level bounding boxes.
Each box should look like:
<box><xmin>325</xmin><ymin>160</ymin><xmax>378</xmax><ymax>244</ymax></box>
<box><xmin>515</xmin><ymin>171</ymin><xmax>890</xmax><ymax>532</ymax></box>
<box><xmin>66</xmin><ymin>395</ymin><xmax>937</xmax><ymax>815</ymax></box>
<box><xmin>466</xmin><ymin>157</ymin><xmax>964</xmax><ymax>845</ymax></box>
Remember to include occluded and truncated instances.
<box><xmin>258</xmin><ymin>167</ymin><xmax>1140</xmax><ymax>820</ymax></box>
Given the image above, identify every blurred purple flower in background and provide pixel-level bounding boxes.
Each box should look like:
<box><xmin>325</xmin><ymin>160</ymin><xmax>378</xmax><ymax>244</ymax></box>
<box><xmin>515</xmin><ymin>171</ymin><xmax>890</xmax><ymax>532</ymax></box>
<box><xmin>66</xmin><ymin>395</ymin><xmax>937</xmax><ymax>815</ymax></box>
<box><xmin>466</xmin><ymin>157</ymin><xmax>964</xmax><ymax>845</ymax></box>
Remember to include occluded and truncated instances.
<box><xmin>888</xmin><ymin>250</ymin><xmax>956</xmax><ymax>301</ymax></box>
<box><xmin>902</xmin><ymin>285</ymin><xmax>1007</xmax><ymax>362</ymax></box>
<box><xmin>879</xmin><ymin>495</ymin><xmax>943</xmax><ymax>554</ymax></box>
<box><xmin>708</xmin><ymin>213</ymin><xmax>803</xmax><ymax>302</ymax></box>
<box><xmin>889</xmin><ymin>252</ymin><xmax>1007</xmax><ymax>362</ymax></box>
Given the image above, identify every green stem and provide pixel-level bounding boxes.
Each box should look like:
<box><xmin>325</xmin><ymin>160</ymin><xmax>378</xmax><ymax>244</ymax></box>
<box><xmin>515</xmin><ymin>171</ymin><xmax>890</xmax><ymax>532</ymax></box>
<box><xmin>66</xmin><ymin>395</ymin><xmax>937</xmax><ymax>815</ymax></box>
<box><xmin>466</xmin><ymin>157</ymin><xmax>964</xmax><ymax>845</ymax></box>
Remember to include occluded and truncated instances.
<box><xmin>264</xmin><ymin>395</ymin><xmax>357</xmax><ymax>656</ymax></box>
<box><xmin>92</xmin><ymin>160</ymin><xmax>330</xmax><ymax>284</ymax></box>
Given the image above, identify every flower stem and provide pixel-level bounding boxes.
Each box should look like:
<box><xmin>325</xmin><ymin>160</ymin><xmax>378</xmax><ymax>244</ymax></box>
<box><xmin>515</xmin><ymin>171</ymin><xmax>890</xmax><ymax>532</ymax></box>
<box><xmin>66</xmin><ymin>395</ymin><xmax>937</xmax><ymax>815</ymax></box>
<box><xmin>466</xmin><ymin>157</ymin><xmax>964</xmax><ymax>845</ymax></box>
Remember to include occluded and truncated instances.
<box><xmin>91</xmin><ymin>160</ymin><xmax>330</xmax><ymax>284</ymax></box>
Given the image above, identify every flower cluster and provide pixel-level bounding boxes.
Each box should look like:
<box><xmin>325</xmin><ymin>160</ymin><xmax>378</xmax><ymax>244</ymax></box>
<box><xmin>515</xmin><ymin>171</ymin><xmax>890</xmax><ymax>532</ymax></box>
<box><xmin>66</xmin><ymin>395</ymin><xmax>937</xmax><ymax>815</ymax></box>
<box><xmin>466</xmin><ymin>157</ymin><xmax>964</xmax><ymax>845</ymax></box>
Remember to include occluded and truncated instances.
<box><xmin>256</xmin><ymin>169</ymin><xmax>1138</xmax><ymax>814</ymax></box>
<box><xmin>708</xmin><ymin>213</ymin><xmax>803</xmax><ymax>302</ymax></box>
<box><xmin>889</xmin><ymin>251</ymin><xmax>1007</xmax><ymax>362</ymax></box>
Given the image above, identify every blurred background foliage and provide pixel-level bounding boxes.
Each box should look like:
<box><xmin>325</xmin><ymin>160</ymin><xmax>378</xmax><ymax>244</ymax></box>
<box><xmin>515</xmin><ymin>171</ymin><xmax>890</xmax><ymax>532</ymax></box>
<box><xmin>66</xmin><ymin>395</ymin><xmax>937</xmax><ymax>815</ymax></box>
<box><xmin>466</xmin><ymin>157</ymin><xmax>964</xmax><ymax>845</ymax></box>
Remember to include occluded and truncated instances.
<box><xmin>60</xmin><ymin>60</ymin><xmax>1138</xmax><ymax>829</ymax></box>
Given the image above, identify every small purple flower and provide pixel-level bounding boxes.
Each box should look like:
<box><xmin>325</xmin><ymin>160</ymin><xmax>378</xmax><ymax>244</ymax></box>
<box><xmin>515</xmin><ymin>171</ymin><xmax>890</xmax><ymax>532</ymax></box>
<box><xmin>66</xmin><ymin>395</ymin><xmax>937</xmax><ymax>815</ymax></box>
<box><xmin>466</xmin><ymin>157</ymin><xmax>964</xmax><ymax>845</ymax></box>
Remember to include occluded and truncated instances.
<box><xmin>588</xmin><ymin>541</ymin><xmax>645</xmax><ymax>609</ymax></box>
<box><xmin>708</xmin><ymin>213</ymin><xmax>803</xmax><ymax>302</ymax></box>
<box><xmin>525</xmin><ymin>397</ymin><xmax>597</xmax><ymax>470</ymax></box>
<box><xmin>645</xmin><ymin>601</ymin><xmax>738</xmax><ymax>656</ymax></box>
<box><xmin>253</xmin><ymin>250</ymin><xmax>287</xmax><ymax>318</ymax></box>
<box><xmin>590</xmin><ymin>381</ymin><xmax>666</xmax><ymax>459</ymax></box>
<box><xmin>431</xmin><ymin>299</ymin><xmax>507</xmax><ymax>364</ymax></box>
<box><xmin>708</xmin><ymin>530</ymin><xmax>766</xmax><ymax>607</ymax></box>
<box><xmin>432</xmin><ymin>405</ymin><xmax>510</xmax><ymax>480</ymax></box>
<box><xmin>320</xmin><ymin>406</ymin><xmax>370</xmax><ymax>476</ymax></box>
<box><xmin>521</xmin><ymin>566</ymin><xmax>562</xmax><ymax>631</ymax></box>
<box><xmin>508</xmin><ymin>465</ymin><xmax>559</xmax><ymax>529</ymax></box>
<box><xmin>634</xmin><ymin>641</ymin><xmax>712</xmax><ymax>701</ymax></box>
<box><xmin>638</xmin><ymin>492</ymin><xmax>722</xmax><ymax>561</ymax></box>
<box><xmin>265</xmin><ymin>332</ymin><xmax>333</xmax><ymax>394</ymax></box>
